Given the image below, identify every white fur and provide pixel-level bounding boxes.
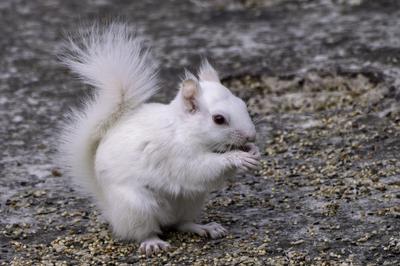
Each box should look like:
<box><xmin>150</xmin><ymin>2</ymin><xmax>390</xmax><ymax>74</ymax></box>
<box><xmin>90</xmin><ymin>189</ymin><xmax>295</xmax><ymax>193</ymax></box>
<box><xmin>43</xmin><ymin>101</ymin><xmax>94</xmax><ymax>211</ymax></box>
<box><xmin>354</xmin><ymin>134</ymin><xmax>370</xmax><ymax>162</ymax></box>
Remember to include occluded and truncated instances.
<box><xmin>198</xmin><ymin>59</ymin><xmax>220</xmax><ymax>82</ymax></box>
<box><xmin>59</xmin><ymin>24</ymin><xmax>158</xmax><ymax>205</ymax></box>
<box><xmin>59</xmin><ymin>23</ymin><xmax>259</xmax><ymax>254</ymax></box>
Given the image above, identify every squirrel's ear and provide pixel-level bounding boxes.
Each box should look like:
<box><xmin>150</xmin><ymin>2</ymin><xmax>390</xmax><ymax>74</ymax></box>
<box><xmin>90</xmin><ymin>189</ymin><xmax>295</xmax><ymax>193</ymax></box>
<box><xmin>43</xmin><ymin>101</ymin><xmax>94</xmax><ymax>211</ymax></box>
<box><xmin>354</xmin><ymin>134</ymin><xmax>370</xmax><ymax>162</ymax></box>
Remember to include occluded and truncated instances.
<box><xmin>198</xmin><ymin>59</ymin><xmax>220</xmax><ymax>83</ymax></box>
<box><xmin>181</xmin><ymin>79</ymin><xmax>199</xmax><ymax>113</ymax></box>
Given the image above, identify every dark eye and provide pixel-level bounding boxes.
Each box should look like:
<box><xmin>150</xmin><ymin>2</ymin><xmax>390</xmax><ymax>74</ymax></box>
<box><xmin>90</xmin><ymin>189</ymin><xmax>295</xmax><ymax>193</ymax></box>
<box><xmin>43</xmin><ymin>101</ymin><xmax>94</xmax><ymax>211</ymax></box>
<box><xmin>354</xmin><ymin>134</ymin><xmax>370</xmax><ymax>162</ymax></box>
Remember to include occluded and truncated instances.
<box><xmin>212</xmin><ymin>114</ymin><xmax>226</xmax><ymax>125</ymax></box>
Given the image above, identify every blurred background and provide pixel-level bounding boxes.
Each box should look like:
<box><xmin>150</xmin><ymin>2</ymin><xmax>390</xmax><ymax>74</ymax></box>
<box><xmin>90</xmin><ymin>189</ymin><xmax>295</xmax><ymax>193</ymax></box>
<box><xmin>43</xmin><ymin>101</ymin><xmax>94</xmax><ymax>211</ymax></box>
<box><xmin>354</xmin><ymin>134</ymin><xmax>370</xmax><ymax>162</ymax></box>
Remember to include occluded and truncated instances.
<box><xmin>1</xmin><ymin>0</ymin><xmax>400</xmax><ymax>264</ymax></box>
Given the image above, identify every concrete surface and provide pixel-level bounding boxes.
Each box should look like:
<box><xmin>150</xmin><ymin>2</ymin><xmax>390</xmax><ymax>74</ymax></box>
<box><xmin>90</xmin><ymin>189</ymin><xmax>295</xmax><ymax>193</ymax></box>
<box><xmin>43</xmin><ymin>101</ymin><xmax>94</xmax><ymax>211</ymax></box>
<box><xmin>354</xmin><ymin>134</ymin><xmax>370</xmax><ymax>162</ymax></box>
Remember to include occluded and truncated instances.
<box><xmin>1</xmin><ymin>0</ymin><xmax>400</xmax><ymax>264</ymax></box>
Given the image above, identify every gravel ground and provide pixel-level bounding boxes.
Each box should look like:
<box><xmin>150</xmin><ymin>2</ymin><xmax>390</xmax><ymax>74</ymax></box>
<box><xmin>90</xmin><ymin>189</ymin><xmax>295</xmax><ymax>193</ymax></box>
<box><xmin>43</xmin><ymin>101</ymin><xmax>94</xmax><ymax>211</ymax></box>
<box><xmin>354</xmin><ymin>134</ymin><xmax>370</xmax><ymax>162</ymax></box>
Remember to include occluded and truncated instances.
<box><xmin>1</xmin><ymin>0</ymin><xmax>400</xmax><ymax>265</ymax></box>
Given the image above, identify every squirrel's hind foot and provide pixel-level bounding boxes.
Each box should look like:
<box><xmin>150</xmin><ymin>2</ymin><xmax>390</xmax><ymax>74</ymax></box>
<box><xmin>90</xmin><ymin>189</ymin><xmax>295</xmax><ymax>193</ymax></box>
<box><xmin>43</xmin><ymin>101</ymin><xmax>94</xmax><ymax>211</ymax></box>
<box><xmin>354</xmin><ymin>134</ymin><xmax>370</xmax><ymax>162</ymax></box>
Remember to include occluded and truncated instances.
<box><xmin>139</xmin><ymin>236</ymin><xmax>171</xmax><ymax>256</ymax></box>
<box><xmin>177</xmin><ymin>222</ymin><xmax>228</xmax><ymax>239</ymax></box>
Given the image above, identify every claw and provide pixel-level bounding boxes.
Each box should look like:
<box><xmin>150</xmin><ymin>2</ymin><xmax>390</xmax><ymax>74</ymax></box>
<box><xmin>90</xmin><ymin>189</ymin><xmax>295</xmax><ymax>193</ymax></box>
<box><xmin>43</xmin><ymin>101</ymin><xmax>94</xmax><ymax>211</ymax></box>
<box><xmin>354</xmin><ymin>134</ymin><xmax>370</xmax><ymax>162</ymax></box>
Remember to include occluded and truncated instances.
<box><xmin>139</xmin><ymin>237</ymin><xmax>170</xmax><ymax>256</ymax></box>
<box><xmin>245</xmin><ymin>143</ymin><xmax>261</xmax><ymax>158</ymax></box>
<box><xmin>177</xmin><ymin>222</ymin><xmax>228</xmax><ymax>239</ymax></box>
<box><xmin>226</xmin><ymin>148</ymin><xmax>261</xmax><ymax>173</ymax></box>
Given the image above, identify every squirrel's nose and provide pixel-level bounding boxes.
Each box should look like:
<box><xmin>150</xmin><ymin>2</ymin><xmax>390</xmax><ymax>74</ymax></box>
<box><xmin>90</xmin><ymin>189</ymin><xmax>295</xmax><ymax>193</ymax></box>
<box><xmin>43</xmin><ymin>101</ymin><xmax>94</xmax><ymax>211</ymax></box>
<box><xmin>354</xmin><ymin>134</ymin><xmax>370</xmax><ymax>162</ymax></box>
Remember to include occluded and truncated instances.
<box><xmin>245</xmin><ymin>131</ymin><xmax>256</xmax><ymax>142</ymax></box>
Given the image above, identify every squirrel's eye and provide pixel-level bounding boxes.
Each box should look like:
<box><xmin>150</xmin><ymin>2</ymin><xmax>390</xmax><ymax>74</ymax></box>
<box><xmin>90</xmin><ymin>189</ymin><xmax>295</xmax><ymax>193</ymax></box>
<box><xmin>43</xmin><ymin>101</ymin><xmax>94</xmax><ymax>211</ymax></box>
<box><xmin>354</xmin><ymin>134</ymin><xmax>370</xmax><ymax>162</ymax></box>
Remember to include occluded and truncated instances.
<box><xmin>212</xmin><ymin>114</ymin><xmax>226</xmax><ymax>125</ymax></box>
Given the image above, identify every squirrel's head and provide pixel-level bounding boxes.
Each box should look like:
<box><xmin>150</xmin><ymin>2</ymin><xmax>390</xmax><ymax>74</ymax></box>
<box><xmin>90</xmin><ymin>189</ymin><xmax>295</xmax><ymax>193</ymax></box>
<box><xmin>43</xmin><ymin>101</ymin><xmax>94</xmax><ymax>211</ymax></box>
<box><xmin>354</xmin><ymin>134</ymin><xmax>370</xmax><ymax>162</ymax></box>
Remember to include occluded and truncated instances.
<box><xmin>172</xmin><ymin>60</ymin><xmax>256</xmax><ymax>152</ymax></box>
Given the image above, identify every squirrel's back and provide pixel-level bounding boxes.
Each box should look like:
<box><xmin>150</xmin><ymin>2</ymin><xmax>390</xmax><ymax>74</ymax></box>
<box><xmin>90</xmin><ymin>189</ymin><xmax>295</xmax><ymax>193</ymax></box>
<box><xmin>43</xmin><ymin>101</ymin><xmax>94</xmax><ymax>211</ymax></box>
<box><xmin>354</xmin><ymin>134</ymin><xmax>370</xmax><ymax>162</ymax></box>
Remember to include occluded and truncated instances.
<box><xmin>58</xmin><ymin>24</ymin><xmax>159</xmax><ymax>204</ymax></box>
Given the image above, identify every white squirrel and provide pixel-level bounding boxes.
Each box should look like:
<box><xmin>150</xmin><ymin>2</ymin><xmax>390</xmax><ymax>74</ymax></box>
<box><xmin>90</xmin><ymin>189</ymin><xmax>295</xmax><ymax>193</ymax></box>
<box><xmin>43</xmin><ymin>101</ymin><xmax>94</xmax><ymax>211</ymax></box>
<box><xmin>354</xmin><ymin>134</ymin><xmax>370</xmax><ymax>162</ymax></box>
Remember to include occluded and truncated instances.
<box><xmin>59</xmin><ymin>24</ymin><xmax>260</xmax><ymax>255</ymax></box>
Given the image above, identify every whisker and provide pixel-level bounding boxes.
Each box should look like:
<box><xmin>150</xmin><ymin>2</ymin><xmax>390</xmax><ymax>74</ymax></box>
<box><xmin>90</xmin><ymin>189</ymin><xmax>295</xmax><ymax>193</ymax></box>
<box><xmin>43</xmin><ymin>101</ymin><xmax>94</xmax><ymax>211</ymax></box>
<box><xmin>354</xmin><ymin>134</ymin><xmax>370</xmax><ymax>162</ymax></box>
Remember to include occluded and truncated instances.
<box><xmin>252</xmin><ymin>114</ymin><xmax>263</xmax><ymax>121</ymax></box>
<box><xmin>256</xmin><ymin>125</ymin><xmax>268</xmax><ymax>133</ymax></box>
<box><xmin>209</xmin><ymin>142</ymin><xmax>230</xmax><ymax>154</ymax></box>
<box><xmin>253</xmin><ymin>117</ymin><xmax>267</xmax><ymax>124</ymax></box>
<box><xmin>214</xmin><ymin>143</ymin><xmax>223</xmax><ymax>152</ymax></box>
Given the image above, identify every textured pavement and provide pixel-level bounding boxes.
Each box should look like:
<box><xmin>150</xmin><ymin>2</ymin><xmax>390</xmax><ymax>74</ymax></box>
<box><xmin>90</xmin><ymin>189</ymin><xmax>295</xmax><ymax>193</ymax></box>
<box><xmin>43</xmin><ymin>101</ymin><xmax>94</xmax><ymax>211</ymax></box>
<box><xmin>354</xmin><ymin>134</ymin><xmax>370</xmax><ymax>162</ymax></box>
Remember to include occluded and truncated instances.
<box><xmin>1</xmin><ymin>0</ymin><xmax>400</xmax><ymax>264</ymax></box>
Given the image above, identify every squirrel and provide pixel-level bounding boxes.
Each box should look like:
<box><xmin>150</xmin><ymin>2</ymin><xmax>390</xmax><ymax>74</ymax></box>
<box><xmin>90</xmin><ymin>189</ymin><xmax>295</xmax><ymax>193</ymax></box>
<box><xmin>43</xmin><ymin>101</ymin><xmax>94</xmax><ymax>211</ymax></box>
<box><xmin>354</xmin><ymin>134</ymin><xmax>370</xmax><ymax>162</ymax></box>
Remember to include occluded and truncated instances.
<box><xmin>59</xmin><ymin>23</ymin><xmax>260</xmax><ymax>255</ymax></box>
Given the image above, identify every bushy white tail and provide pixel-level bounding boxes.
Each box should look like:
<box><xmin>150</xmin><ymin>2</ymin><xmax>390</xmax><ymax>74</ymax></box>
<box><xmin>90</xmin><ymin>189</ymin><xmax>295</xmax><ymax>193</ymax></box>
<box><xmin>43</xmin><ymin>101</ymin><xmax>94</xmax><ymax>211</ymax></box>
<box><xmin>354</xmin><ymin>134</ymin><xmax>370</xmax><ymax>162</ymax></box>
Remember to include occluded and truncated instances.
<box><xmin>59</xmin><ymin>24</ymin><xmax>158</xmax><ymax>203</ymax></box>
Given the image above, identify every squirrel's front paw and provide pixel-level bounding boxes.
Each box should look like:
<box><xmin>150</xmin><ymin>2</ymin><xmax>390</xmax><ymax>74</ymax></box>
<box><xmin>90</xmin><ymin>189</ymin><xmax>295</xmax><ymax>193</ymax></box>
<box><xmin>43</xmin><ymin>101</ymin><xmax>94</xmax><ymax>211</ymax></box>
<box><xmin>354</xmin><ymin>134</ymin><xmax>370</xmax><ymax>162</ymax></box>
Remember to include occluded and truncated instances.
<box><xmin>225</xmin><ymin>149</ymin><xmax>260</xmax><ymax>172</ymax></box>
